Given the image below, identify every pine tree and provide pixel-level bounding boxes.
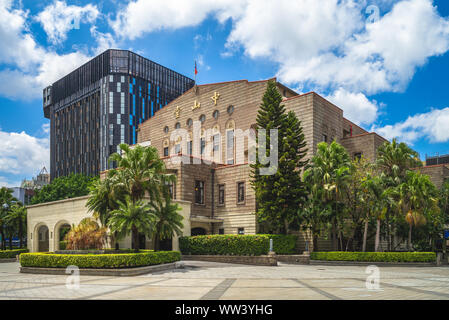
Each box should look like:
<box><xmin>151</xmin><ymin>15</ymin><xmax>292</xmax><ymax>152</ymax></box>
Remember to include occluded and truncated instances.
<box><xmin>250</xmin><ymin>81</ymin><xmax>309</xmax><ymax>234</ymax></box>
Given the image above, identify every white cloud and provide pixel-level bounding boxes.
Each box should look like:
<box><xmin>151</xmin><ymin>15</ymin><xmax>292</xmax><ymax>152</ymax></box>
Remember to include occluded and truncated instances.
<box><xmin>110</xmin><ymin>0</ymin><xmax>449</xmax><ymax>126</ymax></box>
<box><xmin>110</xmin><ymin>0</ymin><xmax>244</xmax><ymax>40</ymax></box>
<box><xmin>36</xmin><ymin>0</ymin><xmax>99</xmax><ymax>45</ymax></box>
<box><xmin>326</xmin><ymin>89</ymin><xmax>381</xmax><ymax>125</ymax></box>
<box><xmin>0</xmin><ymin>177</ymin><xmax>21</xmax><ymax>188</ymax></box>
<box><xmin>0</xmin><ymin>0</ymin><xmax>91</xmax><ymax>100</ymax></box>
<box><xmin>0</xmin><ymin>128</ymin><xmax>49</xmax><ymax>177</ymax></box>
<box><xmin>371</xmin><ymin>107</ymin><xmax>449</xmax><ymax>145</ymax></box>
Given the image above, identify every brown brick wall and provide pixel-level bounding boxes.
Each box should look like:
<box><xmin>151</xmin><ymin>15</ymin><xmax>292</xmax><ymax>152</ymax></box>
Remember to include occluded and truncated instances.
<box><xmin>416</xmin><ymin>165</ymin><xmax>449</xmax><ymax>189</ymax></box>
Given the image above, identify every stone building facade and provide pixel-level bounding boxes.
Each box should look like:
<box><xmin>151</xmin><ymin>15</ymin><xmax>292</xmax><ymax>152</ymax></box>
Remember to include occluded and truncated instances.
<box><xmin>135</xmin><ymin>79</ymin><xmax>394</xmax><ymax>244</ymax></box>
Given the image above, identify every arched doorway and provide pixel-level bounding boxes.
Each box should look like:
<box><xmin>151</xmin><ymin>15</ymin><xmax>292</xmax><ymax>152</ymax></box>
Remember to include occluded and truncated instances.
<box><xmin>37</xmin><ymin>225</ymin><xmax>49</xmax><ymax>252</ymax></box>
<box><xmin>54</xmin><ymin>222</ymin><xmax>71</xmax><ymax>251</ymax></box>
<box><xmin>191</xmin><ymin>227</ymin><xmax>207</xmax><ymax>236</ymax></box>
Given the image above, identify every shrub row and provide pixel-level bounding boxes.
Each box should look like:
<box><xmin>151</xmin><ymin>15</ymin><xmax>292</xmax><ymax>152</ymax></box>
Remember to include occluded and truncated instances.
<box><xmin>19</xmin><ymin>250</ymin><xmax>180</xmax><ymax>269</ymax></box>
<box><xmin>0</xmin><ymin>249</ymin><xmax>28</xmax><ymax>259</ymax></box>
<box><xmin>310</xmin><ymin>251</ymin><xmax>436</xmax><ymax>263</ymax></box>
<box><xmin>179</xmin><ymin>234</ymin><xmax>297</xmax><ymax>256</ymax></box>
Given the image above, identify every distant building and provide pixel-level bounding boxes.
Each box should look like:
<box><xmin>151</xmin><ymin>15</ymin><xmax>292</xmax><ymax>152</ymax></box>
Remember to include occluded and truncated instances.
<box><xmin>20</xmin><ymin>167</ymin><xmax>50</xmax><ymax>190</ymax></box>
<box><xmin>43</xmin><ymin>49</ymin><xmax>195</xmax><ymax>180</ymax></box>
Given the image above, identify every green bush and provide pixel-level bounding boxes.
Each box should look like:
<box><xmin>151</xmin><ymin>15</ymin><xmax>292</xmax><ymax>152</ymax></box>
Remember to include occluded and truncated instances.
<box><xmin>59</xmin><ymin>241</ymin><xmax>67</xmax><ymax>250</ymax></box>
<box><xmin>0</xmin><ymin>249</ymin><xmax>28</xmax><ymax>259</ymax></box>
<box><xmin>179</xmin><ymin>234</ymin><xmax>297</xmax><ymax>256</ymax></box>
<box><xmin>19</xmin><ymin>250</ymin><xmax>180</xmax><ymax>269</ymax></box>
<box><xmin>310</xmin><ymin>251</ymin><xmax>436</xmax><ymax>263</ymax></box>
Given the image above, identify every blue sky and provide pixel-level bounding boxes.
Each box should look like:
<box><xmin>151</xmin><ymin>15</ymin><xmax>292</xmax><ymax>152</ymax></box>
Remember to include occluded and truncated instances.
<box><xmin>0</xmin><ymin>0</ymin><xmax>449</xmax><ymax>187</ymax></box>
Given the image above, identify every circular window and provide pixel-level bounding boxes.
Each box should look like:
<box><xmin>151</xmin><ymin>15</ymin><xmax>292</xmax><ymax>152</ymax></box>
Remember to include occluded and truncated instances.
<box><xmin>175</xmin><ymin>122</ymin><xmax>181</xmax><ymax>129</ymax></box>
<box><xmin>199</xmin><ymin>114</ymin><xmax>206</xmax><ymax>123</ymax></box>
<box><xmin>164</xmin><ymin>126</ymin><xmax>169</xmax><ymax>134</ymax></box>
<box><xmin>213</xmin><ymin>110</ymin><xmax>219</xmax><ymax>120</ymax></box>
<box><xmin>186</xmin><ymin>118</ymin><xmax>193</xmax><ymax>127</ymax></box>
<box><xmin>227</xmin><ymin>105</ymin><xmax>234</xmax><ymax>115</ymax></box>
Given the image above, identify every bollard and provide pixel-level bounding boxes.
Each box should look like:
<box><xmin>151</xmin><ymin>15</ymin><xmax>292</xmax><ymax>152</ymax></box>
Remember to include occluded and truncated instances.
<box><xmin>269</xmin><ymin>238</ymin><xmax>273</xmax><ymax>252</ymax></box>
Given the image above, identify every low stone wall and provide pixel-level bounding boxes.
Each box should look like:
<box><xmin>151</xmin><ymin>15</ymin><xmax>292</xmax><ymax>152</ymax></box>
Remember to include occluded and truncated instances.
<box><xmin>309</xmin><ymin>260</ymin><xmax>436</xmax><ymax>267</ymax></box>
<box><xmin>20</xmin><ymin>262</ymin><xmax>181</xmax><ymax>276</ymax></box>
<box><xmin>276</xmin><ymin>254</ymin><xmax>310</xmax><ymax>265</ymax></box>
<box><xmin>182</xmin><ymin>255</ymin><xmax>277</xmax><ymax>266</ymax></box>
<box><xmin>0</xmin><ymin>258</ymin><xmax>17</xmax><ymax>263</ymax></box>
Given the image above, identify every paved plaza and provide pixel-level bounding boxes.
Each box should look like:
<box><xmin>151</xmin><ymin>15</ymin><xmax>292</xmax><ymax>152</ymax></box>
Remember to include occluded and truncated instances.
<box><xmin>0</xmin><ymin>261</ymin><xmax>448</xmax><ymax>300</ymax></box>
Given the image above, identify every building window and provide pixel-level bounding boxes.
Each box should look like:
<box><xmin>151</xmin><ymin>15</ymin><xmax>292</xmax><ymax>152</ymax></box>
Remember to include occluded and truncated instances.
<box><xmin>213</xmin><ymin>134</ymin><xmax>220</xmax><ymax>155</ymax></box>
<box><xmin>166</xmin><ymin>181</ymin><xmax>176</xmax><ymax>199</ymax></box>
<box><xmin>238</xmin><ymin>228</ymin><xmax>245</xmax><ymax>235</ymax></box>
<box><xmin>213</xmin><ymin>110</ymin><xmax>219</xmax><ymax>120</ymax></box>
<box><xmin>226</xmin><ymin>130</ymin><xmax>234</xmax><ymax>165</ymax></box>
<box><xmin>175</xmin><ymin>122</ymin><xmax>181</xmax><ymax>129</ymax></box>
<box><xmin>218</xmin><ymin>228</ymin><xmax>224</xmax><ymax>235</ymax></box>
<box><xmin>199</xmin><ymin>114</ymin><xmax>206</xmax><ymax>123</ymax></box>
<box><xmin>164</xmin><ymin>126</ymin><xmax>169</xmax><ymax>134</ymax></box>
<box><xmin>163</xmin><ymin>147</ymin><xmax>169</xmax><ymax>157</ymax></box>
<box><xmin>186</xmin><ymin>118</ymin><xmax>193</xmax><ymax>127</ymax></box>
<box><xmin>200</xmin><ymin>138</ymin><xmax>206</xmax><ymax>155</ymax></box>
<box><xmin>354</xmin><ymin>152</ymin><xmax>362</xmax><ymax>160</ymax></box>
<box><xmin>227</xmin><ymin>105</ymin><xmax>234</xmax><ymax>115</ymax></box>
<box><xmin>218</xmin><ymin>184</ymin><xmax>225</xmax><ymax>205</ymax></box>
<box><xmin>322</xmin><ymin>134</ymin><xmax>328</xmax><ymax>142</ymax></box>
<box><xmin>237</xmin><ymin>182</ymin><xmax>245</xmax><ymax>203</ymax></box>
<box><xmin>187</xmin><ymin>141</ymin><xmax>192</xmax><ymax>155</ymax></box>
<box><xmin>195</xmin><ymin>180</ymin><xmax>205</xmax><ymax>205</ymax></box>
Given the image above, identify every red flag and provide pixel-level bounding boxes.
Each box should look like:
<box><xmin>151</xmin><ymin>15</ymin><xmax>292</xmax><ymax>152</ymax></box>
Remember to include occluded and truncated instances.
<box><xmin>195</xmin><ymin>61</ymin><xmax>198</xmax><ymax>75</ymax></box>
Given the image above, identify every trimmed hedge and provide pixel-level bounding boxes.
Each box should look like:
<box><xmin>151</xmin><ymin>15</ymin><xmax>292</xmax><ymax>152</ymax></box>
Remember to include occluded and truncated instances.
<box><xmin>0</xmin><ymin>249</ymin><xmax>28</xmax><ymax>259</ymax></box>
<box><xmin>179</xmin><ymin>234</ymin><xmax>297</xmax><ymax>256</ymax></box>
<box><xmin>310</xmin><ymin>251</ymin><xmax>436</xmax><ymax>263</ymax></box>
<box><xmin>19</xmin><ymin>250</ymin><xmax>180</xmax><ymax>269</ymax></box>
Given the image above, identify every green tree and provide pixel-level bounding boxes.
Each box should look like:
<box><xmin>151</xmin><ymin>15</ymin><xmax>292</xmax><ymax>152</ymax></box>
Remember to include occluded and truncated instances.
<box><xmin>376</xmin><ymin>139</ymin><xmax>422</xmax><ymax>250</ymax></box>
<box><xmin>31</xmin><ymin>174</ymin><xmax>97</xmax><ymax>205</ymax></box>
<box><xmin>303</xmin><ymin>141</ymin><xmax>351</xmax><ymax>250</ymax></box>
<box><xmin>251</xmin><ymin>81</ymin><xmax>309</xmax><ymax>234</ymax></box>
<box><xmin>108</xmin><ymin>143</ymin><xmax>174</xmax><ymax>204</ymax></box>
<box><xmin>0</xmin><ymin>187</ymin><xmax>17</xmax><ymax>250</ymax></box>
<box><xmin>108</xmin><ymin>198</ymin><xmax>155</xmax><ymax>252</ymax></box>
<box><xmin>4</xmin><ymin>204</ymin><xmax>27</xmax><ymax>248</ymax></box>
<box><xmin>149</xmin><ymin>195</ymin><xmax>183</xmax><ymax>251</ymax></box>
<box><xmin>107</xmin><ymin>143</ymin><xmax>175</xmax><ymax>248</ymax></box>
<box><xmin>394</xmin><ymin>171</ymin><xmax>439</xmax><ymax>251</ymax></box>
<box><xmin>86</xmin><ymin>176</ymin><xmax>126</xmax><ymax>249</ymax></box>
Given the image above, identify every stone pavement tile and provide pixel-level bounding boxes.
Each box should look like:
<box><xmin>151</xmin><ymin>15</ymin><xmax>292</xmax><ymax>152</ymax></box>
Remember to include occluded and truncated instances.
<box><xmin>220</xmin><ymin>287</ymin><xmax>331</xmax><ymax>300</ymax></box>
<box><xmin>299</xmin><ymin>278</ymin><xmax>365</xmax><ymax>289</ymax></box>
<box><xmin>93</xmin><ymin>285</ymin><xmax>211</xmax><ymax>300</ymax></box>
<box><xmin>232</xmin><ymin>279</ymin><xmax>303</xmax><ymax>288</ymax></box>
<box><xmin>153</xmin><ymin>278</ymin><xmax>222</xmax><ymax>288</ymax></box>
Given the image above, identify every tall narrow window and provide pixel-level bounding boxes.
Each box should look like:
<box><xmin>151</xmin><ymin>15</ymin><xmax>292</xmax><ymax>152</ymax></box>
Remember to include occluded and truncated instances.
<box><xmin>237</xmin><ymin>182</ymin><xmax>245</xmax><ymax>203</ymax></box>
<box><xmin>195</xmin><ymin>180</ymin><xmax>205</xmax><ymax>204</ymax></box>
<box><xmin>200</xmin><ymin>138</ymin><xmax>206</xmax><ymax>155</ymax></box>
<box><xmin>322</xmin><ymin>134</ymin><xmax>328</xmax><ymax>142</ymax></box>
<box><xmin>218</xmin><ymin>184</ymin><xmax>225</xmax><ymax>205</ymax></box>
<box><xmin>163</xmin><ymin>147</ymin><xmax>169</xmax><ymax>157</ymax></box>
<box><xmin>213</xmin><ymin>134</ymin><xmax>220</xmax><ymax>156</ymax></box>
<box><xmin>226</xmin><ymin>130</ymin><xmax>234</xmax><ymax>165</ymax></box>
<box><xmin>187</xmin><ymin>141</ymin><xmax>192</xmax><ymax>155</ymax></box>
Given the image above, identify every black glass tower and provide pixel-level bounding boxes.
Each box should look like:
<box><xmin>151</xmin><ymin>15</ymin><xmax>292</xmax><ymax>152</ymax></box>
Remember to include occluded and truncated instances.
<box><xmin>43</xmin><ymin>49</ymin><xmax>195</xmax><ymax>179</ymax></box>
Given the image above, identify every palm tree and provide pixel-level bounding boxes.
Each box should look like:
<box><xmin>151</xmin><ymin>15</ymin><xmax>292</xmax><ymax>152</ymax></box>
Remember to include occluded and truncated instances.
<box><xmin>108</xmin><ymin>198</ymin><xmax>155</xmax><ymax>252</ymax></box>
<box><xmin>108</xmin><ymin>143</ymin><xmax>175</xmax><ymax>204</ymax></box>
<box><xmin>304</xmin><ymin>141</ymin><xmax>351</xmax><ymax>250</ymax></box>
<box><xmin>395</xmin><ymin>171</ymin><xmax>439</xmax><ymax>251</ymax></box>
<box><xmin>376</xmin><ymin>139</ymin><xmax>422</xmax><ymax>251</ymax></box>
<box><xmin>107</xmin><ymin>143</ymin><xmax>175</xmax><ymax>246</ymax></box>
<box><xmin>86</xmin><ymin>176</ymin><xmax>125</xmax><ymax>249</ymax></box>
<box><xmin>0</xmin><ymin>187</ymin><xmax>17</xmax><ymax>250</ymax></box>
<box><xmin>361</xmin><ymin>174</ymin><xmax>388</xmax><ymax>252</ymax></box>
<box><xmin>4</xmin><ymin>204</ymin><xmax>27</xmax><ymax>248</ymax></box>
<box><xmin>148</xmin><ymin>195</ymin><xmax>183</xmax><ymax>251</ymax></box>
